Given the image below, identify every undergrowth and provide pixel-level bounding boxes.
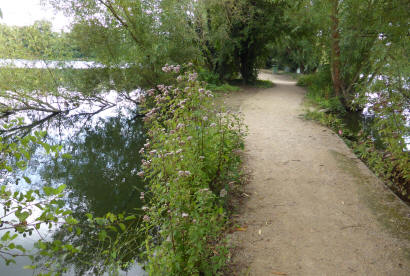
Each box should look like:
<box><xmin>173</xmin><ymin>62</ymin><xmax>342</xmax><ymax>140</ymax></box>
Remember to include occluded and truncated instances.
<box><xmin>300</xmin><ymin>72</ymin><xmax>409</xmax><ymax>202</ymax></box>
<box><xmin>206</xmin><ymin>83</ymin><xmax>240</xmax><ymax>92</ymax></box>
<box><xmin>230</xmin><ymin>78</ymin><xmax>274</xmax><ymax>88</ymax></box>
<box><xmin>137</xmin><ymin>64</ymin><xmax>246</xmax><ymax>275</ymax></box>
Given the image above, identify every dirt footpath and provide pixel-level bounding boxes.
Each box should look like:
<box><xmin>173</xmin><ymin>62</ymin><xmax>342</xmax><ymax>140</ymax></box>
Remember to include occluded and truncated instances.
<box><xmin>227</xmin><ymin>72</ymin><xmax>410</xmax><ymax>276</ymax></box>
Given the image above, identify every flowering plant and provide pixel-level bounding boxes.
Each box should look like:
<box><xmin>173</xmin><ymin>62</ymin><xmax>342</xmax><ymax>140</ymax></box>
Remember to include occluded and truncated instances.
<box><xmin>138</xmin><ymin>64</ymin><xmax>246</xmax><ymax>275</ymax></box>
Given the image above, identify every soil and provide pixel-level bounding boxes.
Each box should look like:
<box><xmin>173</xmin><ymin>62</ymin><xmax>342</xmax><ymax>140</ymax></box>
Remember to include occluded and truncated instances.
<box><xmin>226</xmin><ymin>72</ymin><xmax>410</xmax><ymax>276</ymax></box>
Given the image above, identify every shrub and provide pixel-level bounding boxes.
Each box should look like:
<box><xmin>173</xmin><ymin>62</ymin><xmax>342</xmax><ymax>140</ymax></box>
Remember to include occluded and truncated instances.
<box><xmin>138</xmin><ymin>64</ymin><xmax>246</xmax><ymax>275</ymax></box>
<box><xmin>206</xmin><ymin>83</ymin><xmax>240</xmax><ymax>92</ymax></box>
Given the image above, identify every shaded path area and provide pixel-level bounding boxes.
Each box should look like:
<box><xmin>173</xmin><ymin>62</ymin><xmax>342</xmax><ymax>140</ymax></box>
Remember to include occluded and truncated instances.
<box><xmin>227</xmin><ymin>72</ymin><xmax>410</xmax><ymax>275</ymax></box>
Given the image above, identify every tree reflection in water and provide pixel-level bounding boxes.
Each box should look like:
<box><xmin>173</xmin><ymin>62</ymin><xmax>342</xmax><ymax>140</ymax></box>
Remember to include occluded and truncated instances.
<box><xmin>36</xmin><ymin>115</ymin><xmax>147</xmax><ymax>275</ymax></box>
<box><xmin>1</xmin><ymin>66</ymin><xmax>147</xmax><ymax>274</ymax></box>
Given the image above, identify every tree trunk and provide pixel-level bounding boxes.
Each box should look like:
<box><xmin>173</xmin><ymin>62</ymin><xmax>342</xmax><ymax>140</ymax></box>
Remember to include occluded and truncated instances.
<box><xmin>300</xmin><ymin>63</ymin><xmax>305</xmax><ymax>74</ymax></box>
<box><xmin>330</xmin><ymin>0</ymin><xmax>343</xmax><ymax>100</ymax></box>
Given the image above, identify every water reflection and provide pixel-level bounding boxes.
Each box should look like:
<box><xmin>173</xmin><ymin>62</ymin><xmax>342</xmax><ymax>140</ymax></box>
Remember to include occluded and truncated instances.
<box><xmin>36</xmin><ymin>114</ymin><xmax>146</xmax><ymax>275</ymax></box>
<box><xmin>0</xmin><ymin>66</ymin><xmax>147</xmax><ymax>274</ymax></box>
<box><xmin>1</xmin><ymin>107</ymin><xmax>147</xmax><ymax>275</ymax></box>
<box><xmin>342</xmin><ymin>92</ymin><xmax>409</xmax><ymax>150</ymax></box>
<box><xmin>41</xmin><ymin>115</ymin><xmax>145</xmax><ymax>216</ymax></box>
<box><xmin>0</xmin><ymin>67</ymin><xmax>143</xmax><ymax>139</ymax></box>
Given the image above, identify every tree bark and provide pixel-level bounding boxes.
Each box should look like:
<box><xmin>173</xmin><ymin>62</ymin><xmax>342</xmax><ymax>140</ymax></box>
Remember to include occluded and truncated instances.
<box><xmin>330</xmin><ymin>0</ymin><xmax>343</xmax><ymax>100</ymax></box>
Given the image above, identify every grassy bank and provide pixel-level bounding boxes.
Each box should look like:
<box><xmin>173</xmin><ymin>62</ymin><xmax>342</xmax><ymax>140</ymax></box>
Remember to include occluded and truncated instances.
<box><xmin>299</xmin><ymin>72</ymin><xmax>409</xmax><ymax>203</ymax></box>
<box><xmin>138</xmin><ymin>64</ymin><xmax>246</xmax><ymax>275</ymax></box>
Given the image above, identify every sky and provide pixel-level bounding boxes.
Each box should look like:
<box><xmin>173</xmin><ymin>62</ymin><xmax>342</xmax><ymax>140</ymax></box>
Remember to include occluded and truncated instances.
<box><xmin>0</xmin><ymin>0</ymin><xmax>71</xmax><ymax>31</ymax></box>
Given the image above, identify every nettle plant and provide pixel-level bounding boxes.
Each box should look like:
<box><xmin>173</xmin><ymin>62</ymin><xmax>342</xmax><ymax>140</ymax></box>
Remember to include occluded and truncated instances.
<box><xmin>138</xmin><ymin>64</ymin><xmax>246</xmax><ymax>275</ymax></box>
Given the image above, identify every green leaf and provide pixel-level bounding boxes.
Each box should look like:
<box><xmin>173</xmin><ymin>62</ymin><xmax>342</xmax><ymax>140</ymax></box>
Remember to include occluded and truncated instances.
<box><xmin>98</xmin><ymin>230</ymin><xmax>107</xmax><ymax>241</ymax></box>
<box><xmin>118</xmin><ymin>223</ymin><xmax>126</xmax><ymax>232</ymax></box>
<box><xmin>43</xmin><ymin>186</ymin><xmax>54</xmax><ymax>196</ymax></box>
<box><xmin>16</xmin><ymin>244</ymin><xmax>26</xmax><ymax>253</ymax></box>
<box><xmin>1</xmin><ymin>231</ymin><xmax>10</xmax><ymax>241</ymax></box>
<box><xmin>56</xmin><ymin>184</ymin><xmax>66</xmax><ymax>194</ymax></box>
<box><xmin>124</xmin><ymin>215</ymin><xmax>136</xmax><ymax>221</ymax></box>
<box><xmin>5</xmin><ymin>259</ymin><xmax>16</xmax><ymax>265</ymax></box>
<box><xmin>61</xmin><ymin>153</ymin><xmax>72</xmax><ymax>159</ymax></box>
<box><xmin>15</xmin><ymin>210</ymin><xmax>30</xmax><ymax>222</ymax></box>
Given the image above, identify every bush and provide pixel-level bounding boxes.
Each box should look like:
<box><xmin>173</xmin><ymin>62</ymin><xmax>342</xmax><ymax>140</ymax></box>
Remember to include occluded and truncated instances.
<box><xmin>297</xmin><ymin>69</ymin><xmax>332</xmax><ymax>98</ymax></box>
<box><xmin>298</xmin><ymin>69</ymin><xmax>346</xmax><ymax>114</ymax></box>
<box><xmin>252</xmin><ymin>79</ymin><xmax>274</xmax><ymax>88</ymax></box>
<box><xmin>138</xmin><ymin>64</ymin><xmax>246</xmax><ymax>275</ymax></box>
<box><xmin>198</xmin><ymin>67</ymin><xmax>221</xmax><ymax>85</ymax></box>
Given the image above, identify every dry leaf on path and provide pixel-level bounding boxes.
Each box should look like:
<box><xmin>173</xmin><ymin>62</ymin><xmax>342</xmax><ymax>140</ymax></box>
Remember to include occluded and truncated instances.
<box><xmin>272</xmin><ymin>271</ymin><xmax>288</xmax><ymax>275</ymax></box>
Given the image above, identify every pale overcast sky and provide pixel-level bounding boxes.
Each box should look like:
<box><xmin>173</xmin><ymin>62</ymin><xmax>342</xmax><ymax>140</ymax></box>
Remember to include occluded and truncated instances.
<box><xmin>0</xmin><ymin>0</ymin><xmax>71</xmax><ymax>31</ymax></box>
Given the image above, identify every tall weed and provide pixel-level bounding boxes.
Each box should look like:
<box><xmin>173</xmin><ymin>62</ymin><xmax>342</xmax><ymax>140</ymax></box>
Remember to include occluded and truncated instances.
<box><xmin>138</xmin><ymin>64</ymin><xmax>246</xmax><ymax>275</ymax></box>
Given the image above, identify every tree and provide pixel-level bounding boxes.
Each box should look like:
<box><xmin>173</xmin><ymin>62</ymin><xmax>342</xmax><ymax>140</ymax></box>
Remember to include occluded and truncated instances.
<box><xmin>191</xmin><ymin>0</ymin><xmax>289</xmax><ymax>83</ymax></box>
<box><xmin>268</xmin><ymin>1</ymin><xmax>326</xmax><ymax>73</ymax></box>
<box><xmin>45</xmin><ymin>0</ymin><xmax>201</xmax><ymax>87</ymax></box>
<box><xmin>44</xmin><ymin>0</ymin><xmax>288</xmax><ymax>84</ymax></box>
<box><xmin>277</xmin><ymin>0</ymin><xmax>409</xmax><ymax>110</ymax></box>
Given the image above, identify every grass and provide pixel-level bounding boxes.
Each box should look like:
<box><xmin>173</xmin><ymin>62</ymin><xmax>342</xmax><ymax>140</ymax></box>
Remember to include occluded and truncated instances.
<box><xmin>207</xmin><ymin>82</ymin><xmax>240</xmax><ymax>92</ymax></box>
<box><xmin>207</xmin><ymin>78</ymin><xmax>274</xmax><ymax>93</ymax></box>
<box><xmin>229</xmin><ymin>78</ymin><xmax>275</xmax><ymax>88</ymax></box>
<box><xmin>252</xmin><ymin>79</ymin><xmax>275</xmax><ymax>88</ymax></box>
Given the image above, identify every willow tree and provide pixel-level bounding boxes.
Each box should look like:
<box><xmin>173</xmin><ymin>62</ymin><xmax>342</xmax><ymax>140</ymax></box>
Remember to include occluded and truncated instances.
<box><xmin>267</xmin><ymin>1</ymin><xmax>327</xmax><ymax>73</ymax></box>
<box><xmin>43</xmin><ymin>0</ymin><xmax>202</xmax><ymax>87</ymax></box>
<box><xmin>279</xmin><ymin>0</ymin><xmax>409</xmax><ymax>190</ymax></box>
<box><xmin>189</xmin><ymin>0</ymin><xmax>289</xmax><ymax>83</ymax></box>
<box><xmin>278</xmin><ymin>0</ymin><xmax>408</xmax><ymax>110</ymax></box>
<box><xmin>328</xmin><ymin>0</ymin><xmax>409</xmax><ymax>109</ymax></box>
<box><xmin>44</xmin><ymin>0</ymin><xmax>289</xmax><ymax>84</ymax></box>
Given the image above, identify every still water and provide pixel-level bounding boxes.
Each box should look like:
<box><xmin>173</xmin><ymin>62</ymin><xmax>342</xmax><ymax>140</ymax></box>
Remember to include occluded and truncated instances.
<box><xmin>0</xmin><ymin>66</ymin><xmax>147</xmax><ymax>275</ymax></box>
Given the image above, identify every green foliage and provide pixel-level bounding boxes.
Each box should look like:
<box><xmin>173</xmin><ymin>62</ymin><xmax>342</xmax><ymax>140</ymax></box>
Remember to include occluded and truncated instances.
<box><xmin>0</xmin><ymin>22</ymin><xmax>85</xmax><ymax>60</ymax></box>
<box><xmin>251</xmin><ymin>79</ymin><xmax>275</xmax><ymax>89</ymax></box>
<box><xmin>44</xmin><ymin>0</ymin><xmax>289</xmax><ymax>84</ymax></box>
<box><xmin>274</xmin><ymin>0</ymin><xmax>409</xmax><ymax>110</ymax></box>
<box><xmin>206</xmin><ymin>83</ymin><xmax>240</xmax><ymax>93</ymax></box>
<box><xmin>296</xmin><ymin>0</ymin><xmax>410</xmax><ymax>199</ymax></box>
<box><xmin>351</xmin><ymin>136</ymin><xmax>409</xmax><ymax>200</ymax></box>
<box><xmin>297</xmin><ymin>71</ymin><xmax>331</xmax><ymax>90</ymax></box>
<box><xmin>198</xmin><ymin>68</ymin><xmax>222</xmax><ymax>86</ymax></box>
<box><xmin>298</xmin><ymin>70</ymin><xmax>346</xmax><ymax>114</ymax></box>
<box><xmin>45</xmin><ymin>0</ymin><xmax>202</xmax><ymax>88</ymax></box>
<box><xmin>0</xmin><ymin>120</ymin><xmax>79</xmax><ymax>270</ymax></box>
<box><xmin>267</xmin><ymin>1</ymin><xmax>325</xmax><ymax>73</ymax></box>
<box><xmin>303</xmin><ymin>81</ymin><xmax>409</xmax><ymax>201</ymax></box>
<box><xmin>203</xmin><ymin>0</ymin><xmax>288</xmax><ymax>83</ymax></box>
<box><xmin>198</xmin><ymin>68</ymin><xmax>240</xmax><ymax>92</ymax></box>
<box><xmin>1</xmin><ymin>119</ymin><xmax>144</xmax><ymax>274</ymax></box>
<box><xmin>138</xmin><ymin>64</ymin><xmax>246</xmax><ymax>274</ymax></box>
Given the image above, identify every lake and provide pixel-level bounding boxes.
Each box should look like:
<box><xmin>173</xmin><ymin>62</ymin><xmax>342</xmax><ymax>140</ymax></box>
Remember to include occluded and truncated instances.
<box><xmin>0</xmin><ymin>63</ymin><xmax>147</xmax><ymax>275</ymax></box>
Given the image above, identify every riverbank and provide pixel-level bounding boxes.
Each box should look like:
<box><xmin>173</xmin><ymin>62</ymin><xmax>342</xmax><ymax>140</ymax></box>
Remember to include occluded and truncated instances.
<box><xmin>298</xmin><ymin>72</ymin><xmax>409</xmax><ymax>203</ymax></box>
<box><xmin>225</xmin><ymin>72</ymin><xmax>410</xmax><ymax>275</ymax></box>
<box><xmin>138</xmin><ymin>65</ymin><xmax>246</xmax><ymax>275</ymax></box>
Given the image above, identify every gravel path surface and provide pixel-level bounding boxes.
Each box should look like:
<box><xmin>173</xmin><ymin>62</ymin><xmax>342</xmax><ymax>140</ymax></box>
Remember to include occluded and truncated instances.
<box><xmin>227</xmin><ymin>72</ymin><xmax>410</xmax><ymax>276</ymax></box>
